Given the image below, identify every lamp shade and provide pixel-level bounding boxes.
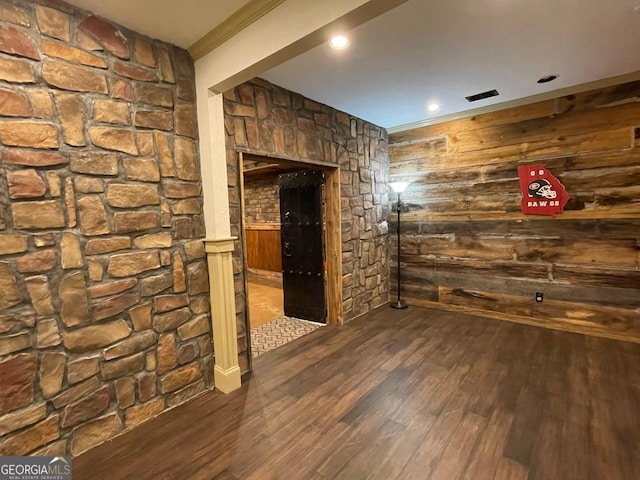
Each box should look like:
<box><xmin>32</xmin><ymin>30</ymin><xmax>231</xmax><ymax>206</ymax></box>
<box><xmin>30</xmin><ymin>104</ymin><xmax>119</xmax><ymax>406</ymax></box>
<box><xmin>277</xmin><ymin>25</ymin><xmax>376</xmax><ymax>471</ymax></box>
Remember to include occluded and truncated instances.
<box><xmin>389</xmin><ymin>182</ymin><xmax>409</xmax><ymax>193</ymax></box>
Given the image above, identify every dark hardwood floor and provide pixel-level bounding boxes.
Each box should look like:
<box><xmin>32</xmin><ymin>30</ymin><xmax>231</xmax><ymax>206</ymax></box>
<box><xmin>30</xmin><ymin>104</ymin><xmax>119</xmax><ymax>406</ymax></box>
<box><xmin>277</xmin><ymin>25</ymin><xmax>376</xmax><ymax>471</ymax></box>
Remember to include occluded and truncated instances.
<box><xmin>74</xmin><ymin>306</ymin><xmax>640</xmax><ymax>479</ymax></box>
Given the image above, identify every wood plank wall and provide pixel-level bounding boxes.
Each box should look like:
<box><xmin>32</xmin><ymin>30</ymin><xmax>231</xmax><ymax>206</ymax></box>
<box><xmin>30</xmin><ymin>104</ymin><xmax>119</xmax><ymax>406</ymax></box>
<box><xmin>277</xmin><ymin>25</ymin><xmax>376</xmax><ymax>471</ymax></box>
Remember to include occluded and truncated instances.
<box><xmin>388</xmin><ymin>80</ymin><xmax>640</xmax><ymax>343</ymax></box>
<box><xmin>244</xmin><ymin>225</ymin><xmax>282</xmax><ymax>272</ymax></box>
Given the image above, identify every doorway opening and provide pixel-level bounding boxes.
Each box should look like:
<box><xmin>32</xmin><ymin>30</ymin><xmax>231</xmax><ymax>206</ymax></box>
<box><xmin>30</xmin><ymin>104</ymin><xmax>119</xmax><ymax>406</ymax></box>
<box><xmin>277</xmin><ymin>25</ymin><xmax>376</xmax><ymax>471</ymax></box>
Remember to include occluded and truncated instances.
<box><xmin>239</xmin><ymin>153</ymin><xmax>342</xmax><ymax>362</ymax></box>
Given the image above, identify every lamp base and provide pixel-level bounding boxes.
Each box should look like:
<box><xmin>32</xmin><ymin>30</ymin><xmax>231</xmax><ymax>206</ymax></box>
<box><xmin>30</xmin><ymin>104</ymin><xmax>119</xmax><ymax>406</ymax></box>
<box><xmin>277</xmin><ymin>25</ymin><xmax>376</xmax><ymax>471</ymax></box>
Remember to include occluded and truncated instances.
<box><xmin>390</xmin><ymin>300</ymin><xmax>408</xmax><ymax>309</ymax></box>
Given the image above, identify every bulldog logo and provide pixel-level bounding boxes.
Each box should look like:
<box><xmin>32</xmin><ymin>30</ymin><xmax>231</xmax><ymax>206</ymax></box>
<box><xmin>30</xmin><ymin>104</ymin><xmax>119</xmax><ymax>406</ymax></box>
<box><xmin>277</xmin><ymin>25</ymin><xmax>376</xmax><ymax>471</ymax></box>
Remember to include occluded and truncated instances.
<box><xmin>518</xmin><ymin>164</ymin><xmax>570</xmax><ymax>216</ymax></box>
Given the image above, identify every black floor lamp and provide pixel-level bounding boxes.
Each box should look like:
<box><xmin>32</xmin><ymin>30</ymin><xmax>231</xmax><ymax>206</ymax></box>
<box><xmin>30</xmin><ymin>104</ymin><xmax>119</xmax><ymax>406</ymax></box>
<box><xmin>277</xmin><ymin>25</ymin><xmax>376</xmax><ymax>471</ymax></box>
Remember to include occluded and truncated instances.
<box><xmin>389</xmin><ymin>182</ymin><xmax>409</xmax><ymax>309</ymax></box>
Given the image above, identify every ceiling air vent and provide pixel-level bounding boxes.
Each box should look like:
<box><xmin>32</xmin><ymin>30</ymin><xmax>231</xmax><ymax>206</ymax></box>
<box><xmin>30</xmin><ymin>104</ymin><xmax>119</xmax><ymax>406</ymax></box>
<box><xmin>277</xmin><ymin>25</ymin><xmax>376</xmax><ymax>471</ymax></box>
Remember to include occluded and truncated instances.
<box><xmin>465</xmin><ymin>89</ymin><xmax>499</xmax><ymax>102</ymax></box>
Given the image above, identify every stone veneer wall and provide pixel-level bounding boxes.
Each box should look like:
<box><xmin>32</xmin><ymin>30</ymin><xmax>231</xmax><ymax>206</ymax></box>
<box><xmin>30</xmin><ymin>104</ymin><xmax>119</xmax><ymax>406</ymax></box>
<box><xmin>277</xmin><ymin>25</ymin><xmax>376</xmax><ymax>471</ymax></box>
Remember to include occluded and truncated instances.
<box><xmin>0</xmin><ymin>0</ymin><xmax>212</xmax><ymax>457</ymax></box>
<box><xmin>224</xmin><ymin>78</ymin><xmax>390</xmax><ymax>369</ymax></box>
<box><xmin>243</xmin><ymin>176</ymin><xmax>280</xmax><ymax>224</ymax></box>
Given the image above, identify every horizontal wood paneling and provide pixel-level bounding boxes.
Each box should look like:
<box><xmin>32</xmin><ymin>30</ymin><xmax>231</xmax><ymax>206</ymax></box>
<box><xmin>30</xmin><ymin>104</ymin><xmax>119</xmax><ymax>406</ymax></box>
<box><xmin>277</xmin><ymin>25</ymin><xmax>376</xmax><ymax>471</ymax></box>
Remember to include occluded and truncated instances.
<box><xmin>390</xmin><ymin>79</ymin><xmax>640</xmax><ymax>342</ymax></box>
<box><xmin>245</xmin><ymin>226</ymin><xmax>282</xmax><ymax>272</ymax></box>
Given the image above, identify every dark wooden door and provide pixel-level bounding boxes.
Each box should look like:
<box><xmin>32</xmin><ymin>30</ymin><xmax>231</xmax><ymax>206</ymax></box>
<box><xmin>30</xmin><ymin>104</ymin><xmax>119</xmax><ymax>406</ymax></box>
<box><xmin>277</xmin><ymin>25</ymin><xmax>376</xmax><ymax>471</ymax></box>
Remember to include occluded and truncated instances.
<box><xmin>279</xmin><ymin>170</ymin><xmax>326</xmax><ymax>323</ymax></box>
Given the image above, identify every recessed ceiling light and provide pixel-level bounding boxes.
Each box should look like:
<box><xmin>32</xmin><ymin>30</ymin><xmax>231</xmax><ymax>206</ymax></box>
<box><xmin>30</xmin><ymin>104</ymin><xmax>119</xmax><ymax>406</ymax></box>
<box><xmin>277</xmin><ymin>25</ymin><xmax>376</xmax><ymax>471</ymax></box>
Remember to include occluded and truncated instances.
<box><xmin>537</xmin><ymin>74</ymin><xmax>558</xmax><ymax>84</ymax></box>
<box><xmin>427</xmin><ymin>102</ymin><xmax>441</xmax><ymax>113</ymax></box>
<box><xmin>329</xmin><ymin>35</ymin><xmax>350</xmax><ymax>50</ymax></box>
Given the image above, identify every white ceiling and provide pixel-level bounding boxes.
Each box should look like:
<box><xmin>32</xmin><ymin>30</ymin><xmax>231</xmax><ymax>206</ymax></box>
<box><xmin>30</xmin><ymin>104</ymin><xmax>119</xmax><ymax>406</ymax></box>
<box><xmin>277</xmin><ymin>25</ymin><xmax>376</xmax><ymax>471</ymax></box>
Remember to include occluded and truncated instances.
<box><xmin>66</xmin><ymin>0</ymin><xmax>640</xmax><ymax>130</ymax></box>
<box><xmin>64</xmin><ymin>0</ymin><xmax>251</xmax><ymax>48</ymax></box>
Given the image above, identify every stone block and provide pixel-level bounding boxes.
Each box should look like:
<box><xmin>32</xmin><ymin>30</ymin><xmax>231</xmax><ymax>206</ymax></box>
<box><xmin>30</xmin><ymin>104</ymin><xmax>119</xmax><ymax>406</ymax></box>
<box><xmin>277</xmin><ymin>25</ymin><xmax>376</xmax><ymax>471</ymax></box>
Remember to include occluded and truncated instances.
<box><xmin>155</xmin><ymin>131</ymin><xmax>173</xmax><ymax>176</ymax></box>
<box><xmin>134</xmin><ymin>110</ymin><xmax>172</xmax><ymax>130</ymax></box>
<box><xmin>135</xmin><ymin>83</ymin><xmax>172</xmax><ymax>107</ymax></box>
<box><xmin>174</xmin><ymin>136</ymin><xmax>198</xmax><ymax>180</ymax></box>
<box><xmin>108</xmin><ymin>251</ymin><xmax>160</xmax><ymax>277</ymax></box>
<box><xmin>137</xmin><ymin>373</ymin><xmax>156</xmax><ymax>402</ymax></box>
<box><xmin>12</xmin><ymin>200</ymin><xmax>64</xmax><ymax>229</ymax></box>
<box><xmin>157</xmin><ymin>48</ymin><xmax>175</xmax><ymax>83</ymax></box>
<box><xmin>115</xmin><ymin>377</ymin><xmax>135</xmax><ymax>409</ymax></box>
<box><xmin>160</xmin><ymin>362</ymin><xmax>201</xmax><ymax>393</ymax></box>
<box><xmin>154</xmin><ymin>294</ymin><xmax>189</xmax><ymax>314</ymax></box>
<box><xmin>70</xmin><ymin>413</ymin><xmax>122</xmax><ymax>456</ymax></box>
<box><xmin>63</xmin><ymin>319</ymin><xmax>132</xmax><ymax>353</ymax></box>
<box><xmin>67</xmin><ymin>356</ymin><xmax>99</xmax><ymax>384</ymax></box>
<box><xmin>170</xmin><ymin>199</ymin><xmax>200</xmax><ymax>215</ymax></box>
<box><xmin>190</xmin><ymin>296</ymin><xmax>210</xmax><ymax>315</ymax></box>
<box><xmin>177</xmin><ymin>79</ymin><xmax>194</xmax><ymax>102</ymax></box>
<box><xmin>106</xmin><ymin>183</ymin><xmax>160</xmax><ymax>207</ymax></box>
<box><xmin>88</xmin><ymin>260</ymin><xmax>103</xmax><ymax>281</ymax></box>
<box><xmin>92</xmin><ymin>292</ymin><xmax>139</xmax><ymax>321</ymax></box>
<box><xmin>0</xmin><ymin>25</ymin><xmax>39</xmax><ymax>60</ymax></box>
<box><xmin>102</xmin><ymin>352</ymin><xmax>144</xmax><ymax>380</ymax></box>
<box><xmin>0</xmin><ymin>313</ymin><xmax>34</xmax><ymax>335</ymax></box>
<box><xmin>0</xmin><ymin>331</ymin><xmax>30</xmax><ymax>356</ymax></box>
<box><xmin>52</xmin><ymin>377</ymin><xmax>99</xmax><ymax>409</ymax></box>
<box><xmin>42</xmin><ymin>59</ymin><xmax>107</xmax><ymax>94</ymax></box>
<box><xmin>0</xmin><ymin>56</ymin><xmax>33</xmax><ymax>83</ymax></box>
<box><xmin>70</xmin><ymin>151</ymin><xmax>118</xmax><ymax>175</ymax></box>
<box><xmin>0</xmin><ymin>416</ymin><xmax>59</xmax><ymax>456</ymax></box>
<box><xmin>0</xmin><ymin>264</ymin><xmax>22</xmax><ymax>309</ymax></box>
<box><xmin>89</xmin><ymin>126</ymin><xmax>138</xmax><ymax>154</ymax></box>
<box><xmin>35</xmin><ymin>5</ymin><xmax>70</xmax><ymax>41</ymax></box>
<box><xmin>0</xmin><ymin>121</ymin><xmax>58</xmax><ymax>148</ymax></box>
<box><xmin>16</xmin><ymin>249</ymin><xmax>56</xmax><ymax>273</ymax></box>
<box><xmin>166</xmin><ymin>379</ymin><xmax>206</xmax><ymax>408</ymax></box>
<box><xmin>2</xmin><ymin>149</ymin><xmax>66</xmax><ymax>167</ymax></box>
<box><xmin>175</xmin><ymin>103</ymin><xmax>197</xmax><ymax>138</ymax></box>
<box><xmin>184</xmin><ymin>240</ymin><xmax>205</xmax><ymax>261</ymax></box>
<box><xmin>88</xmin><ymin>278</ymin><xmax>137</xmax><ymax>299</ymax></box>
<box><xmin>140</xmin><ymin>271</ymin><xmax>172</xmax><ymax>297</ymax></box>
<box><xmin>137</xmin><ymin>131</ymin><xmax>154</xmax><ymax>155</ymax></box>
<box><xmin>156</xmin><ymin>333</ymin><xmax>177</xmax><ymax>374</ymax></box>
<box><xmin>0</xmin><ymin>87</ymin><xmax>30</xmax><ymax>117</ymax></box>
<box><xmin>110</xmin><ymin>78</ymin><xmax>133</xmax><ymax>101</ymax></box>
<box><xmin>77</xmin><ymin>196</ymin><xmax>110</xmax><ymax>235</ymax></box>
<box><xmin>36</xmin><ymin>318</ymin><xmax>60</xmax><ymax>348</ymax></box>
<box><xmin>26</xmin><ymin>276</ymin><xmax>55</xmax><ymax>316</ymax></box>
<box><xmin>46</xmin><ymin>172</ymin><xmax>61</xmax><ymax>196</ymax></box>
<box><xmin>59</xmin><ymin>272</ymin><xmax>90</xmax><ymax>327</ymax></box>
<box><xmin>177</xmin><ymin>315</ymin><xmax>210</xmax><ymax>341</ymax></box>
<box><xmin>113</xmin><ymin>211</ymin><xmax>159</xmax><ymax>233</ymax></box>
<box><xmin>133</xmin><ymin>232</ymin><xmax>171</xmax><ymax>249</ymax></box>
<box><xmin>61</xmin><ymin>385</ymin><xmax>110</xmax><ymax>428</ymax></box>
<box><xmin>154</xmin><ymin>307</ymin><xmax>191</xmax><ymax>332</ymax></box>
<box><xmin>163</xmin><ymin>181</ymin><xmax>200</xmax><ymax>198</ymax></box>
<box><xmin>42</xmin><ymin>39</ymin><xmax>106</xmax><ymax>68</ymax></box>
<box><xmin>172</xmin><ymin>251</ymin><xmax>186</xmax><ymax>293</ymax></box>
<box><xmin>93</xmin><ymin>98</ymin><xmax>129</xmax><ymax>124</ymax></box>
<box><xmin>187</xmin><ymin>261</ymin><xmax>208</xmax><ymax>295</ymax></box>
<box><xmin>54</xmin><ymin>92</ymin><xmax>85</xmax><ymax>146</ymax></box>
<box><xmin>7</xmin><ymin>169</ymin><xmax>46</xmax><ymax>199</ymax></box>
<box><xmin>78</xmin><ymin>15</ymin><xmax>129</xmax><ymax>59</ymax></box>
<box><xmin>0</xmin><ymin>354</ymin><xmax>36</xmax><ymax>414</ymax></box>
<box><xmin>0</xmin><ymin>403</ymin><xmax>46</xmax><ymax>437</ymax></box>
<box><xmin>103</xmin><ymin>331</ymin><xmax>156</xmax><ymax>361</ymax></box>
<box><xmin>114</xmin><ymin>61</ymin><xmax>156</xmax><ymax>81</ymax></box>
<box><xmin>134</xmin><ymin>38</ymin><xmax>155</xmax><ymax>67</ymax></box>
<box><xmin>0</xmin><ymin>3</ymin><xmax>30</xmax><ymax>27</ymax></box>
<box><xmin>129</xmin><ymin>303</ymin><xmax>152</xmax><ymax>331</ymax></box>
<box><xmin>125</xmin><ymin>397</ymin><xmax>164</xmax><ymax>428</ymax></box>
<box><xmin>124</xmin><ymin>157</ymin><xmax>159</xmax><ymax>182</ymax></box>
<box><xmin>177</xmin><ymin>344</ymin><xmax>197</xmax><ymax>365</ymax></box>
<box><xmin>26</xmin><ymin>88</ymin><xmax>53</xmax><ymax>119</ymax></box>
<box><xmin>0</xmin><ymin>234</ymin><xmax>27</xmax><ymax>256</ymax></box>
<box><xmin>85</xmin><ymin>237</ymin><xmax>130</xmax><ymax>255</ymax></box>
<box><xmin>75</xmin><ymin>176</ymin><xmax>105</xmax><ymax>193</ymax></box>
<box><xmin>60</xmin><ymin>232</ymin><xmax>83</xmax><ymax>269</ymax></box>
<box><xmin>39</xmin><ymin>352</ymin><xmax>66</xmax><ymax>398</ymax></box>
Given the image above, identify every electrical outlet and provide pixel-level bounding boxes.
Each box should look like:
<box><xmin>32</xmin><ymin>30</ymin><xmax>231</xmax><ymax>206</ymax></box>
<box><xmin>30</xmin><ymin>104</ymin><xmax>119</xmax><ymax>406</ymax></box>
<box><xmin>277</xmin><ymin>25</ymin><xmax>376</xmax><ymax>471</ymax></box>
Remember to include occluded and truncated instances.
<box><xmin>535</xmin><ymin>292</ymin><xmax>543</xmax><ymax>302</ymax></box>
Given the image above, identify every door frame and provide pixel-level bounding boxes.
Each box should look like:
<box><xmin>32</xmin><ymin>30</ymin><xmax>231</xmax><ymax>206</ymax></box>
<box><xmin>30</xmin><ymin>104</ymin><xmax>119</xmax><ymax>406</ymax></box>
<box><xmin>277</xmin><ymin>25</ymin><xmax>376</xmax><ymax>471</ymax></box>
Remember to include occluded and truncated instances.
<box><xmin>239</xmin><ymin>152</ymin><xmax>343</xmax><ymax>366</ymax></box>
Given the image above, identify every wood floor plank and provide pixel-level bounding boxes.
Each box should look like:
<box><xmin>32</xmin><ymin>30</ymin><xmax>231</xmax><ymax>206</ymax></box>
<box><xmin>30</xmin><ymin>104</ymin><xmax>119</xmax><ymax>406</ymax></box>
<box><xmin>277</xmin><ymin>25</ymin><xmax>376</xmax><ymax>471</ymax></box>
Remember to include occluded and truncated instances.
<box><xmin>72</xmin><ymin>305</ymin><xmax>640</xmax><ymax>480</ymax></box>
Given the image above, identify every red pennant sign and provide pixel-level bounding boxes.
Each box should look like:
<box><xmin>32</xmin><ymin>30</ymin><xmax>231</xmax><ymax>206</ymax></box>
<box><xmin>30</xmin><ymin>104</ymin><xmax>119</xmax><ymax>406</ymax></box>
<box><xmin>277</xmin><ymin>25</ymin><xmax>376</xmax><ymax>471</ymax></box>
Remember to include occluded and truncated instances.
<box><xmin>518</xmin><ymin>164</ymin><xmax>570</xmax><ymax>216</ymax></box>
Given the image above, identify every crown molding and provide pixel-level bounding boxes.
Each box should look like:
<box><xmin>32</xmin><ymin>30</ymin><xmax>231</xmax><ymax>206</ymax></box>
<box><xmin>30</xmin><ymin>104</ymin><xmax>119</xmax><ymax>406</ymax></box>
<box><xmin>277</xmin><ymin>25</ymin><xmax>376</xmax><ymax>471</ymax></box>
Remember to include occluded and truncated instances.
<box><xmin>387</xmin><ymin>70</ymin><xmax>640</xmax><ymax>134</ymax></box>
<box><xmin>188</xmin><ymin>0</ymin><xmax>285</xmax><ymax>60</ymax></box>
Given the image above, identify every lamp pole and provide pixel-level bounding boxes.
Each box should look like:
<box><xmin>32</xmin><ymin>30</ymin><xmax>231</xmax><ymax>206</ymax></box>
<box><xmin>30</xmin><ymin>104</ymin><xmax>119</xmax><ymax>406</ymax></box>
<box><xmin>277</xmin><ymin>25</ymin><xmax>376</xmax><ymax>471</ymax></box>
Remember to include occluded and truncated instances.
<box><xmin>390</xmin><ymin>188</ymin><xmax>408</xmax><ymax>309</ymax></box>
